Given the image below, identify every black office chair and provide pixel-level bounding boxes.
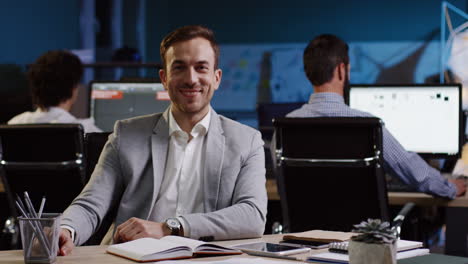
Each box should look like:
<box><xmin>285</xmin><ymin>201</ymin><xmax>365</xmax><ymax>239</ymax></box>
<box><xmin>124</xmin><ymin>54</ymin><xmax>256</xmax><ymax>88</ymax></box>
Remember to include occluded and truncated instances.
<box><xmin>0</xmin><ymin>124</ymin><xmax>86</xmax><ymax>249</ymax></box>
<box><xmin>0</xmin><ymin>124</ymin><xmax>85</xmax><ymax>216</ymax></box>
<box><xmin>83</xmin><ymin>132</ymin><xmax>116</xmax><ymax>245</ymax></box>
<box><xmin>257</xmin><ymin>103</ymin><xmax>306</xmax><ymax>234</ymax></box>
<box><xmin>84</xmin><ymin>132</ymin><xmax>111</xmax><ymax>183</ymax></box>
<box><xmin>273</xmin><ymin>117</ymin><xmax>389</xmax><ymax>233</ymax></box>
<box><xmin>257</xmin><ymin>102</ymin><xmax>306</xmax><ymax>142</ymax></box>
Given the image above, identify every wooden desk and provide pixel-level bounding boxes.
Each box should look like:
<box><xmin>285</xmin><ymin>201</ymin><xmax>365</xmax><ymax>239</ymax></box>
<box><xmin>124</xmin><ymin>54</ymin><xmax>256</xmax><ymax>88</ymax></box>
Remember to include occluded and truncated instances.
<box><xmin>1</xmin><ymin>234</ymin><xmax>466</xmax><ymax>264</ymax></box>
<box><xmin>0</xmin><ymin>234</ymin><xmax>317</xmax><ymax>264</ymax></box>
<box><xmin>266</xmin><ymin>177</ymin><xmax>280</xmax><ymax>201</ymax></box>
<box><xmin>388</xmin><ymin>191</ymin><xmax>468</xmax><ymax>207</ymax></box>
<box><xmin>266</xmin><ymin>179</ymin><xmax>468</xmax><ymax>207</ymax></box>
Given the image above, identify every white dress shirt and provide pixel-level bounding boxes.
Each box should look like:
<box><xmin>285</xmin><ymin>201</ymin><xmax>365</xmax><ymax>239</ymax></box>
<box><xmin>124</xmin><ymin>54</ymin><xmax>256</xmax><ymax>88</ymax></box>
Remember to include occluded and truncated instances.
<box><xmin>8</xmin><ymin>107</ymin><xmax>102</xmax><ymax>133</ymax></box>
<box><xmin>149</xmin><ymin>108</ymin><xmax>211</xmax><ymax>236</ymax></box>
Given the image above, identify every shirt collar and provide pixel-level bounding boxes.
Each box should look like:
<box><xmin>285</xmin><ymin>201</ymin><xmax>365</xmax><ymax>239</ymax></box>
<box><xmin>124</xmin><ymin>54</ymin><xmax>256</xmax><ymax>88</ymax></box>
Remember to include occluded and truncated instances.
<box><xmin>165</xmin><ymin>106</ymin><xmax>211</xmax><ymax>138</ymax></box>
<box><xmin>309</xmin><ymin>92</ymin><xmax>345</xmax><ymax>104</ymax></box>
<box><xmin>36</xmin><ymin>106</ymin><xmax>75</xmax><ymax>120</ymax></box>
<box><xmin>37</xmin><ymin>106</ymin><xmax>69</xmax><ymax>114</ymax></box>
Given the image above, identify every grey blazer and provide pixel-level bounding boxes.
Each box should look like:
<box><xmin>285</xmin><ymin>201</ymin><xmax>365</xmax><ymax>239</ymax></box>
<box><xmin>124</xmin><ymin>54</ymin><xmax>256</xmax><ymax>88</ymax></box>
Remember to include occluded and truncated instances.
<box><xmin>62</xmin><ymin>109</ymin><xmax>267</xmax><ymax>245</ymax></box>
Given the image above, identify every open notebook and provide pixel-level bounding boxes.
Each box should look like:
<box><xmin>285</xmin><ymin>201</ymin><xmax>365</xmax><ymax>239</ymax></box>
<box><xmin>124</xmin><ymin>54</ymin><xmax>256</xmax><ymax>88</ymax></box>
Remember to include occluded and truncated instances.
<box><xmin>106</xmin><ymin>236</ymin><xmax>241</xmax><ymax>262</ymax></box>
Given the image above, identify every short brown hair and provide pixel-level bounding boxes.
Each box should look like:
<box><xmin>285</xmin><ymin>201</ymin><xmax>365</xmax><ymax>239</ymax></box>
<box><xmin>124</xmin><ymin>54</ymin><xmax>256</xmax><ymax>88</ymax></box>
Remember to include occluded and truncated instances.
<box><xmin>160</xmin><ymin>25</ymin><xmax>220</xmax><ymax>70</ymax></box>
<box><xmin>303</xmin><ymin>34</ymin><xmax>349</xmax><ymax>86</ymax></box>
<box><xmin>29</xmin><ymin>50</ymin><xmax>83</xmax><ymax>109</ymax></box>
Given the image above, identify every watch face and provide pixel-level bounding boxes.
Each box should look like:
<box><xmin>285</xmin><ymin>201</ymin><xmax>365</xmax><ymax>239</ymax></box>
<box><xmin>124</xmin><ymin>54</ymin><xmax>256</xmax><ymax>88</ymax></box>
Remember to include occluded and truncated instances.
<box><xmin>166</xmin><ymin>218</ymin><xmax>181</xmax><ymax>235</ymax></box>
<box><xmin>167</xmin><ymin>218</ymin><xmax>180</xmax><ymax>228</ymax></box>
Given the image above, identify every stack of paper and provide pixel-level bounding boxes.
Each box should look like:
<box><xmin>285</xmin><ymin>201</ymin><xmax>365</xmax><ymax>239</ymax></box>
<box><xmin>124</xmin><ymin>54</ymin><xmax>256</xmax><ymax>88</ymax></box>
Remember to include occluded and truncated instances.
<box><xmin>308</xmin><ymin>240</ymin><xmax>429</xmax><ymax>264</ymax></box>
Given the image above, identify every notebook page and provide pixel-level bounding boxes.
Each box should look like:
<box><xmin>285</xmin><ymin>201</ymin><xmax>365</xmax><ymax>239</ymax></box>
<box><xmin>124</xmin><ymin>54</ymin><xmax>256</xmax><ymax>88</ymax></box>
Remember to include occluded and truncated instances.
<box><xmin>308</xmin><ymin>248</ymin><xmax>429</xmax><ymax>263</ymax></box>
<box><xmin>107</xmin><ymin>237</ymin><xmax>185</xmax><ymax>260</ymax></box>
<box><xmin>159</xmin><ymin>256</ymin><xmax>303</xmax><ymax>264</ymax></box>
<box><xmin>161</xmin><ymin>235</ymin><xmax>205</xmax><ymax>251</ymax></box>
<box><xmin>397</xmin><ymin>240</ymin><xmax>423</xmax><ymax>251</ymax></box>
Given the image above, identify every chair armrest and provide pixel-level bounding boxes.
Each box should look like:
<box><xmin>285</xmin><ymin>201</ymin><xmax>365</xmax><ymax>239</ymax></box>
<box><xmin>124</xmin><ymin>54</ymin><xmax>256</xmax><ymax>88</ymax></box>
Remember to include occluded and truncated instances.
<box><xmin>391</xmin><ymin>202</ymin><xmax>415</xmax><ymax>239</ymax></box>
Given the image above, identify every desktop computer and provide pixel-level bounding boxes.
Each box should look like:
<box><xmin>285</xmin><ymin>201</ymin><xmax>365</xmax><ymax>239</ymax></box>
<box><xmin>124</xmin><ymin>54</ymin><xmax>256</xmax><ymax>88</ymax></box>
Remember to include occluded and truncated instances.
<box><xmin>347</xmin><ymin>84</ymin><xmax>463</xmax><ymax>192</ymax></box>
<box><xmin>89</xmin><ymin>81</ymin><xmax>170</xmax><ymax>132</ymax></box>
<box><xmin>347</xmin><ymin>84</ymin><xmax>463</xmax><ymax>159</ymax></box>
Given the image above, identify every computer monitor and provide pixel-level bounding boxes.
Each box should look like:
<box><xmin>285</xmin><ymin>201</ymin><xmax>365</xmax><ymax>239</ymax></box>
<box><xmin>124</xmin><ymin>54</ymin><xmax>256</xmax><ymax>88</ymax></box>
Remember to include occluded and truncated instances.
<box><xmin>257</xmin><ymin>102</ymin><xmax>306</xmax><ymax>141</ymax></box>
<box><xmin>347</xmin><ymin>84</ymin><xmax>463</xmax><ymax>159</ymax></box>
<box><xmin>89</xmin><ymin>81</ymin><xmax>170</xmax><ymax>132</ymax></box>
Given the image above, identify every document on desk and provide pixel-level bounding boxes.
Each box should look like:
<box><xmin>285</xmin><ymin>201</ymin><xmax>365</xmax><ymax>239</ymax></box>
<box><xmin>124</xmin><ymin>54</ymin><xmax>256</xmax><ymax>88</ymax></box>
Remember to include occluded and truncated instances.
<box><xmin>307</xmin><ymin>248</ymin><xmax>430</xmax><ymax>263</ymax></box>
<box><xmin>158</xmin><ymin>256</ymin><xmax>306</xmax><ymax>263</ymax></box>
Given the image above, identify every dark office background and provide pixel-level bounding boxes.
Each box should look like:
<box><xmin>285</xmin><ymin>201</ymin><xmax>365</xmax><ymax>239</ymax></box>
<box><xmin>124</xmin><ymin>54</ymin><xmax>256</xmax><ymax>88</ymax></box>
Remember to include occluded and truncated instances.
<box><xmin>0</xmin><ymin>0</ymin><xmax>466</xmax><ymax>64</ymax></box>
<box><xmin>0</xmin><ymin>0</ymin><xmax>467</xmax><ymax>125</ymax></box>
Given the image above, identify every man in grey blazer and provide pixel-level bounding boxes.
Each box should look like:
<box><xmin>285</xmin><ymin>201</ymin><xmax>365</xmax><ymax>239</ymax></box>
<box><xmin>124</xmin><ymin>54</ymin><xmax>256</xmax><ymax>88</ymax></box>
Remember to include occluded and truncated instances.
<box><xmin>58</xmin><ymin>25</ymin><xmax>267</xmax><ymax>255</ymax></box>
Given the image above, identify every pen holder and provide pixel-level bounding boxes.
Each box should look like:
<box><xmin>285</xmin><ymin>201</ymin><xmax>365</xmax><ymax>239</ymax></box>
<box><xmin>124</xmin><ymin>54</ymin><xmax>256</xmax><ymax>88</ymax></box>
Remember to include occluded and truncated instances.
<box><xmin>18</xmin><ymin>213</ymin><xmax>61</xmax><ymax>264</ymax></box>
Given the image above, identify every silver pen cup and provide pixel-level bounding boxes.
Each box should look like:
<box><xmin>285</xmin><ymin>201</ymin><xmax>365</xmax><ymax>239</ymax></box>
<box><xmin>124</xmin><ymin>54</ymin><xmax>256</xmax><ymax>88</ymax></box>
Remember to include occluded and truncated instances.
<box><xmin>18</xmin><ymin>213</ymin><xmax>61</xmax><ymax>264</ymax></box>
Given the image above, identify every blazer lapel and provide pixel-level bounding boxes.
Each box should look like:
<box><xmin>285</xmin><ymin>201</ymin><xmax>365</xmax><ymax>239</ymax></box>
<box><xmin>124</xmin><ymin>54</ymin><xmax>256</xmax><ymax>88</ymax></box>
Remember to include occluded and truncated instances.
<box><xmin>203</xmin><ymin>110</ymin><xmax>225</xmax><ymax>212</ymax></box>
<box><xmin>147</xmin><ymin>113</ymin><xmax>169</xmax><ymax>219</ymax></box>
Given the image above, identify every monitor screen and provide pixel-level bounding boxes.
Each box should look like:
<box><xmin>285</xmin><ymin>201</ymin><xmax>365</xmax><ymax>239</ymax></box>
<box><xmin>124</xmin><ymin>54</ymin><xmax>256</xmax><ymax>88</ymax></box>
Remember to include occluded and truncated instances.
<box><xmin>89</xmin><ymin>81</ymin><xmax>170</xmax><ymax>132</ymax></box>
<box><xmin>347</xmin><ymin>84</ymin><xmax>462</xmax><ymax>158</ymax></box>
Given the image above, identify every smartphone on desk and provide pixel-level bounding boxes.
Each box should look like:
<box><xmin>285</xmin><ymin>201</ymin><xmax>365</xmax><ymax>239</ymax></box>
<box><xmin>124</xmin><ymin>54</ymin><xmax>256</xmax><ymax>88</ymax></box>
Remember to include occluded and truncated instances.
<box><xmin>232</xmin><ymin>242</ymin><xmax>310</xmax><ymax>256</ymax></box>
<box><xmin>280</xmin><ymin>239</ymin><xmax>329</xmax><ymax>249</ymax></box>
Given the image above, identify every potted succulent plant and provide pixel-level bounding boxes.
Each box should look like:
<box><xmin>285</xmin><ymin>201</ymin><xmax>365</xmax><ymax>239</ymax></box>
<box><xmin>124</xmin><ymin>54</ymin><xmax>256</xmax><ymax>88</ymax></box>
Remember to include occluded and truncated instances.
<box><xmin>348</xmin><ymin>219</ymin><xmax>397</xmax><ymax>264</ymax></box>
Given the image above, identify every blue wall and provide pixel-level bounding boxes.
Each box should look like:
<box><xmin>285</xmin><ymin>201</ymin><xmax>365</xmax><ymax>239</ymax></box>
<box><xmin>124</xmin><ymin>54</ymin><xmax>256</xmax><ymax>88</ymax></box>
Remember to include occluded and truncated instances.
<box><xmin>144</xmin><ymin>0</ymin><xmax>468</xmax><ymax>127</ymax></box>
<box><xmin>148</xmin><ymin>0</ymin><xmax>467</xmax><ymax>60</ymax></box>
<box><xmin>0</xmin><ymin>0</ymin><xmax>80</xmax><ymax>65</ymax></box>
<box><xmin>0</xmin><ymin>0</ymin><xmax>466</xmax><ymax>64</ymax></box>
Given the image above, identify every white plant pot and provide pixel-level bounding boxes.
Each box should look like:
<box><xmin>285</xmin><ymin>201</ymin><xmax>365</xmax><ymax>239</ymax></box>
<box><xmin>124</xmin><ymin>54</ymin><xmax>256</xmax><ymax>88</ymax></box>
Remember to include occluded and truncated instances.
<box><xmin>348</xmin><ymin>240</ymin><xmax>396</xmax><ymax>264</ymax></box>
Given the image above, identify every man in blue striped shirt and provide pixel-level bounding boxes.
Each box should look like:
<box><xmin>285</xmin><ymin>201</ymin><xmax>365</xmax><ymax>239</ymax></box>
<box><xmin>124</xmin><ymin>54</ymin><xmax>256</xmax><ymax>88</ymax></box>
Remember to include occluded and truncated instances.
<box><xmin>286</xmin><ymin>34</ymin><xmax>465</xmax><ymax>199</ymax></box>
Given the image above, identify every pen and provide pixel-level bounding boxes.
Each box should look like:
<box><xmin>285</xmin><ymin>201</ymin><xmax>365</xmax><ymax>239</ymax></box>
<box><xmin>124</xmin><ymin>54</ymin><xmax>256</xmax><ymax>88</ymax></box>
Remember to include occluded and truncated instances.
<box><xmin>38</xmin><ymin>196</ymin><xmax>46</xmax><ymax>218</ymax></box>
<box><xmin>23</xmin><ymin>192</ymin><xmax>38</xmax><ymax>217</ymax></box>
<box><xmin>15</xmin><ymin>194</ymin><xmax>28</xmax><ymax>217</ymax></box>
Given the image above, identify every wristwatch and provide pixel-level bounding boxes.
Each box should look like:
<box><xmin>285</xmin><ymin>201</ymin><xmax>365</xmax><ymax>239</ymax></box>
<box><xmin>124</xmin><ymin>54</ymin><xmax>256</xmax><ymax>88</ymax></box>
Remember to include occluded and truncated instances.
<box><xmin>165</xmin><ymin>218</ymin><xmax>181</xmax><ymax>236</ymax></box>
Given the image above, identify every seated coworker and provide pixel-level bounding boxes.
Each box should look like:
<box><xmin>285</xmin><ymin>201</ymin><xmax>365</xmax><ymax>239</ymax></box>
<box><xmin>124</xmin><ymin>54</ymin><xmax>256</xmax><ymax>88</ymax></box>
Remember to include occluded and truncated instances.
<box><xmin>8</xmin><ymin>50</ymin><xmax>101</xmax><ymax>133</ymax></box>
<box><xmin>274</xmin><ymin>34</ymin><xmax>465</xmax><ymax>199</ymax></box>
<box><xmin>58</xmin><ymin>25</ymin><xmax>267</xmax><ymax>255</ymax></box>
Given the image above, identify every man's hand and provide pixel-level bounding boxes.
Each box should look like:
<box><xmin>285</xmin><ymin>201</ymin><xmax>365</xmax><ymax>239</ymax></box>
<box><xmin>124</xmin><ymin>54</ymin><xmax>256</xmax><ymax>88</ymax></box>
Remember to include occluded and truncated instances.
<box><xmin>113</xmin><ymin>217</ymin><xmax>171</xmax><ymax>243</ymax></box>
<box><xmin>58</xmin><ymin>228</ymin><xmax>74</xmax><ymax>256</ymax></box>
<box><xmin>449</xmin><ymin>178</ymin><xmax>467</xmax><ymax>197</ymax></box>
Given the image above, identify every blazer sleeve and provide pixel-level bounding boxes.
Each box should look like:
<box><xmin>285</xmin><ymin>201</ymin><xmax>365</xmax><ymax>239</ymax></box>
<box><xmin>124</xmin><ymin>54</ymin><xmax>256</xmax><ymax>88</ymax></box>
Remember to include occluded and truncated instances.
<box><xmin>181</xmin><ymin>131</ymin><xmax>268</xmax><ymax>240</ymax></box>
<box><xmin>61</xmin><ymin>122</ymin><xmax>125</xmax><ymax>245</ymax></box>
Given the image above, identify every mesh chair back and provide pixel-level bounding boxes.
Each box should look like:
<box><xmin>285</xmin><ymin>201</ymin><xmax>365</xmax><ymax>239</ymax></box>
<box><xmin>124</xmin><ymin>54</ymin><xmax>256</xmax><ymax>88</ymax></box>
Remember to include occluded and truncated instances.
<box><xmin>0</xmin><ymin>124</ymin><xmax>85</xmax><ymax>216</ymax></box>
<box><xmin>273</xmin><ymin>117</ymin><xmax>389</xmax><ymax>232</ymax></box>
<box><xmin>84</xmin><ymin>132</ymin><xmax>111</xmax><ymax>183</ymax></box>
<box><xmin>83</xmin><ymin>132</ymin><xmax>115</xmax><ymax>245</ymax></box>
